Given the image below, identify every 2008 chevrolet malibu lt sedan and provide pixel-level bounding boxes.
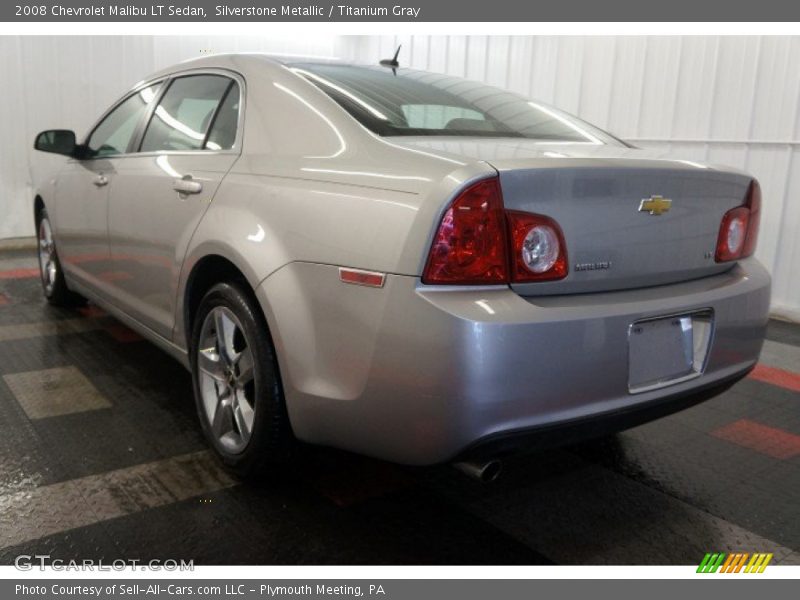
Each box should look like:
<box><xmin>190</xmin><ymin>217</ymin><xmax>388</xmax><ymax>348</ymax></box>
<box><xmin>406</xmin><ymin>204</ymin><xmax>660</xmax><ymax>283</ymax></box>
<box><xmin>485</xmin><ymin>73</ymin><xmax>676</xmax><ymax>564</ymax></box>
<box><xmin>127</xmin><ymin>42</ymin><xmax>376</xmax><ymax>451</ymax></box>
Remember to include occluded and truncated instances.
<box><xmin>32</xmin><ymin>53</ymin><xmax>770</xmax><ymax>478</ymax></box>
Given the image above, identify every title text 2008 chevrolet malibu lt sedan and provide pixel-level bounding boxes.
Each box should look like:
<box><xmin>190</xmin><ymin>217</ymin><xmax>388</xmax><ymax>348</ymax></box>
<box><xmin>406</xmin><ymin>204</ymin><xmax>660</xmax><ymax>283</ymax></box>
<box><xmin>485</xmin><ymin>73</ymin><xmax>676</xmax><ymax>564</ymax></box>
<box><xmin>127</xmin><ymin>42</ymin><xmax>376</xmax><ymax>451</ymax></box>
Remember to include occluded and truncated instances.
<box><xmin>32</xmin><ymin>54</ymin><xmax>770</xmax><ymax>477</ymax></box>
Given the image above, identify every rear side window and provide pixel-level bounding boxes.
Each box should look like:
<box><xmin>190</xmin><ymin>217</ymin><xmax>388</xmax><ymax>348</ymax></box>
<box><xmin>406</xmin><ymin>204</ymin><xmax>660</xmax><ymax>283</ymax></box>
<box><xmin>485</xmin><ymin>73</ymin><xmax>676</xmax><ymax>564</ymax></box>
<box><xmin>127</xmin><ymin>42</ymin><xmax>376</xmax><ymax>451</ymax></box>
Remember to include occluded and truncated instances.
<box><xmin>140</xmin><ymin>75</ymin><xmax>235</xmax><ymax>152</ymax></box>
<box><xmin>205</xmin><ymin>83</ymin><xmax>240</xmax><ymax>151</ymax></box>
<box><xmin>87</xmin><ymin>83</ymin><xmax>161</xmax><ymax>157</ymax></box>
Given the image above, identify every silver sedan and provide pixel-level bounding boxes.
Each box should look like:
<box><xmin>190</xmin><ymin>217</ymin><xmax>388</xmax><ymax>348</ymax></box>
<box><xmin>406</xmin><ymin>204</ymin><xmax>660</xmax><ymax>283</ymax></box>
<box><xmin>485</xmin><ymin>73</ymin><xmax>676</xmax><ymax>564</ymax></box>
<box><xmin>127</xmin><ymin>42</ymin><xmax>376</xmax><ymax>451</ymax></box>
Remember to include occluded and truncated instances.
<box><xmin>32</xmin><ymin>54</ymin><xmax>770</xmax><ymax>477</ymax></box>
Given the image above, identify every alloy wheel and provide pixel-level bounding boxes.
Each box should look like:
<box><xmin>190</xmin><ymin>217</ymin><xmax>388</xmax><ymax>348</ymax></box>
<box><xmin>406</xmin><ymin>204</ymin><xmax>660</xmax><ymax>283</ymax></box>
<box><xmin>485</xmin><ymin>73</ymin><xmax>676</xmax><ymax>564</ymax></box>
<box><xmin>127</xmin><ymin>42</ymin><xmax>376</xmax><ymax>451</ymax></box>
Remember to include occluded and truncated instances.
<box><xmin>38</xmin><ymin>217</ymin><xmax>57</xmax><ymax>295</ymax></box>
<box><xmin>197</xmin><ymin>306</ymin><xmax>257</xmax><ymax>454</ymax></box>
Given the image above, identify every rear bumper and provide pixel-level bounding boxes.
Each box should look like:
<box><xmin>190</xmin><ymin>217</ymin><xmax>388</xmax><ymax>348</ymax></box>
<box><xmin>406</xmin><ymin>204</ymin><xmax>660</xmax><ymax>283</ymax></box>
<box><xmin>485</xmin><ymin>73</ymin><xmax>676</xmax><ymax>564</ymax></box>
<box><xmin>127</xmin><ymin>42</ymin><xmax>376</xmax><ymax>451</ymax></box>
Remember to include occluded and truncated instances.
<box><xmin>457</xmin><ymin>366</ymin><xmax>753</xmax><ymax>460</ymax></box>
<box><xmin>257</xmin><ymin>258</ymin><xmax>771</xmax><ymax>465</ymax></box>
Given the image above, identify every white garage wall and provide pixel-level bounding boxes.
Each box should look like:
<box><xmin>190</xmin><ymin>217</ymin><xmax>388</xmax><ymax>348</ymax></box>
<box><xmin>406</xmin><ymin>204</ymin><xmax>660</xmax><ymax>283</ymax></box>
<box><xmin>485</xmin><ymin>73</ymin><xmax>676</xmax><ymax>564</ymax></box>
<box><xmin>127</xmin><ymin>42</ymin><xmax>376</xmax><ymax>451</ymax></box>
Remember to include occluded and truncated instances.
<box><xmin>1</xmin><ymin>35</ymin><xmax>798</xmax><ymax>319</ymax></box>
<box><xmin>343</xmin><ymin>36</ymin><xmax>800</xmax><ymax>320</ymax></box>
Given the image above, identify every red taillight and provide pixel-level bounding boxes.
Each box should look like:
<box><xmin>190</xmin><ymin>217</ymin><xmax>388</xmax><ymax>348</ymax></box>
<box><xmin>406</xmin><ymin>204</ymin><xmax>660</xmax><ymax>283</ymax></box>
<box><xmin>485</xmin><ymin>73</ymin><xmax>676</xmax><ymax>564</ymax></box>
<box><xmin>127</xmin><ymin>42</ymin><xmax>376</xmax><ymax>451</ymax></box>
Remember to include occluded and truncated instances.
<box><xmin>715</xmin><ymin>179</ymin><xmax>761</xmax><ymax>263</ymax></box>
<box><xmin>422</xmin><ymin>178</ymin><xmax>508</xmax><ymax>285</ymax></box>
<box><xmin>422</xmin><ymin>177</ymin><xmax>568</xmax><ymax>285</ymax></box>
<box><xmin>507</xmin><ymin>211</ymin><xmax>568</xmax><ymax>282</ymax></box>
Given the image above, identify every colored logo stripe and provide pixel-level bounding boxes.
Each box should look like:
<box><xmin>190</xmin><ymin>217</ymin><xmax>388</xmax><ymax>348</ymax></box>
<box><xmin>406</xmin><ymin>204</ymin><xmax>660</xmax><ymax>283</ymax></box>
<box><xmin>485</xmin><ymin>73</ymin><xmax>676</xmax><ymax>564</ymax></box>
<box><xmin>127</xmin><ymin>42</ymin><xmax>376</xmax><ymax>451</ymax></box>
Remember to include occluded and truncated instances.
<box><xmin>720</xmin><ymin>553</ymin><xmax>735</xmax><ymax>572</ymax></box>
<box><xmin>697</xmin><ymin>553</ymin><xmax>726</xmax><ymax>573</ymax></box>
<box><xmin>732</xmin><ymin>553</ymin><xmax>748</xmax><ymax>573</ymax></box>
<box><xmin>698</xmin><ymin>552</ymin><xmax>773</xmax><ymax>573</ymax></box>
<box><xmin>746</xmin><ymin>553</ymin><xmax>773</xmax><ymax>573</ymax></box>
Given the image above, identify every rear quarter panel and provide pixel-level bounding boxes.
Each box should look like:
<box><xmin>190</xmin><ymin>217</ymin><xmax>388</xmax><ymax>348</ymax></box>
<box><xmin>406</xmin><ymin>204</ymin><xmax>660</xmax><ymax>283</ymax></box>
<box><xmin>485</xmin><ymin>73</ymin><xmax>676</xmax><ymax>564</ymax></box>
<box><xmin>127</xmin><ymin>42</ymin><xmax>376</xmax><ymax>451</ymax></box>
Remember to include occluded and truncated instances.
<box><xmin>174</xmin><ymin>60</ymin><xmax>497</xmax><ymax>348</ymax></box>
<box><xmin>174</xmin><ymin>161</ymin><xmax>492</xmax><ymax>346</ymax></box>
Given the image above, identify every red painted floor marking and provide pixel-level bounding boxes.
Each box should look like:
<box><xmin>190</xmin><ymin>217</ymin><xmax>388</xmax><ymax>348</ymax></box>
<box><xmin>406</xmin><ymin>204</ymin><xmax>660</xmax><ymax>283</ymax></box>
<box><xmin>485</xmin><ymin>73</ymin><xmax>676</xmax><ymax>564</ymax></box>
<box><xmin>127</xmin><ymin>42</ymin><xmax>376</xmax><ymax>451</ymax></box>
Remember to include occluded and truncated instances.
<box><xmin>104</xmin><ymin>323</ymin><xmax>143</xmax><ymax>343</ymax></box>
<box><xmin>749</xmin><ymin>363</ymin><xmax>800</xmax><ymax>393</ymax></box>
<box><xmin>711</xmin><ymin>419</ymin><xmax>800</xmax><ymax>460</ymax></box>
<box><xmin>77</xmin><ymin>304</ymin><xmax>107</xmax><ymax>318</ymax></box>
<box><xmin>0</xmin><ymin>268</ymin><xmax>39</xmax><ymax>279</ymax></box>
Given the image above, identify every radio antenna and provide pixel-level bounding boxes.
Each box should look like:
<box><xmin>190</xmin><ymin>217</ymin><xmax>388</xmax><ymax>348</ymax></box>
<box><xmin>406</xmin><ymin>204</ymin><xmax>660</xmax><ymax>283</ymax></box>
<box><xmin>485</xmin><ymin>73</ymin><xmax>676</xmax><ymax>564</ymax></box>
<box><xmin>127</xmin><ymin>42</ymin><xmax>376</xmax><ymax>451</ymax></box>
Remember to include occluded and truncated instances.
<box><xmin>379</xmin><ymin>45</ymin><xmax>402</xmax><ymax>75</ymax></box>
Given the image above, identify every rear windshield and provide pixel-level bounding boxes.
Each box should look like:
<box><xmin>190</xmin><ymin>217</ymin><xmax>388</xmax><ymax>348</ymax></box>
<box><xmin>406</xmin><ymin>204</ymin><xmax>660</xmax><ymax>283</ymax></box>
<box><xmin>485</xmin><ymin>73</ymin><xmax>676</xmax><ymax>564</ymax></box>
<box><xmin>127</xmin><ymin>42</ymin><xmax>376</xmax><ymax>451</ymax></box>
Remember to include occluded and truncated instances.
<box><xmin>292</xmin><ymin>63</ymin><xmax>621</xmax><ymax>143</ymax></box>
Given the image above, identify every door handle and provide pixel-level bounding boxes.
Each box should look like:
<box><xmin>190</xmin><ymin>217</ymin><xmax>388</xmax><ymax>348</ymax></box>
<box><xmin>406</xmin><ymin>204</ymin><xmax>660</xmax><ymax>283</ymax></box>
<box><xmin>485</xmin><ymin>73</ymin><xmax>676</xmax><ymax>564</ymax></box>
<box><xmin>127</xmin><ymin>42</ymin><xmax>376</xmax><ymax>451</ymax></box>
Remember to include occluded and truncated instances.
<box><xmin>93</xmin><ymin>174</ymin><xmax>109</xmax><ymax>187</ymax></box>
<box><xmin>173</xmin><ymin>176</ymin><xmax>203</xmax><ymax>195</ymax></box>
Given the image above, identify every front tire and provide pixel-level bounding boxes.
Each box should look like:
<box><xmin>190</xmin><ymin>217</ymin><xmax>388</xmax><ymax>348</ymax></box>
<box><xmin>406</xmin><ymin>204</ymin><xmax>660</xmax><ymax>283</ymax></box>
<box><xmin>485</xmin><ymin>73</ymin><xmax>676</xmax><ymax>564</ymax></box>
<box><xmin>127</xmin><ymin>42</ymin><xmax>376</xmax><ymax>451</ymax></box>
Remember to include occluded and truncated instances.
<box><xmin>190</xmin><ymin>282</ymin><xmax>292</xmax><ymax>478</ymax></box>
<box><xmin>36</xmin><ymin>209</ymin><xmax>84</xmax><ymax>306</ymax></box>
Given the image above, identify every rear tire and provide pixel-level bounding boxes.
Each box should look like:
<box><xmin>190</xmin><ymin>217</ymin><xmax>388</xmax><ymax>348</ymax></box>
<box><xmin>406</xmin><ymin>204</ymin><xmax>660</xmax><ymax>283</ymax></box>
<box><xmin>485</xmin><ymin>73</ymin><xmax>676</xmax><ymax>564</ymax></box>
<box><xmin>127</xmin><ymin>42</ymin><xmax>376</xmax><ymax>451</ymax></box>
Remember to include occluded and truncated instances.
<box><xmin>190</xmin><ymin>281</ymin><xmax>292</xmax><ymax>479</ymax></box>
<box><xmin>36</xmin><ymin>208</ymin><xmax>85</xmax><ymax>307</ymax></box>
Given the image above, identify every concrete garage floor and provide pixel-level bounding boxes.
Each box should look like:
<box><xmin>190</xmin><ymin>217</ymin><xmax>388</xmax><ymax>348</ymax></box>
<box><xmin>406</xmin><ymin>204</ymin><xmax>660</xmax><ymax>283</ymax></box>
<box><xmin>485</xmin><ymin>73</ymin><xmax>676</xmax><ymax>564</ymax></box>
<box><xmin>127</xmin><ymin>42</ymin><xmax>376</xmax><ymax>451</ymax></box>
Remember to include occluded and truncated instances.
<box><xmin>1</xmin><ymin>248</ymin><xmax>799</xmax><ymax>566</ymax></box>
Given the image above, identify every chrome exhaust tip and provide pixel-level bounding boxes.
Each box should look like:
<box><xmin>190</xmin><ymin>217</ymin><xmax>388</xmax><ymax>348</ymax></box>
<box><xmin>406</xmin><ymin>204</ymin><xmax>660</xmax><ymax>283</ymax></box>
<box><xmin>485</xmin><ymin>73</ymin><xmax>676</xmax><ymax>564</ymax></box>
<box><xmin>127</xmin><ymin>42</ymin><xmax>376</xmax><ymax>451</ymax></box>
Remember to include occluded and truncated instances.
<box><xmin>453</xmin><ymin>459</ymin><xmax>503</xmax><ymax>483</ymax></box>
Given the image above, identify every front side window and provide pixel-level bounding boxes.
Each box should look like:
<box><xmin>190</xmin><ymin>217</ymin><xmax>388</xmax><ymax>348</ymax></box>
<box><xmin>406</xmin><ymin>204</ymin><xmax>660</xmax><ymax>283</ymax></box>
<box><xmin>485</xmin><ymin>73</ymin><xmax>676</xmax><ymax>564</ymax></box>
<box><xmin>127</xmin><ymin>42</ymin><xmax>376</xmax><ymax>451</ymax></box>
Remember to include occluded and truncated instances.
<box><xmin>140</xmin><ymin>75</ymin><xmax>234</xmax><ymax>152</ymax></box>
<box><xmin>293</xmin><ymin>63</ymin><xmax>621</xmax><ymax>144</ymax></box>
<box><xmin>87</xmin><ymin>83</ymin><xmax>161</xmax><ymax>157</ymax></box>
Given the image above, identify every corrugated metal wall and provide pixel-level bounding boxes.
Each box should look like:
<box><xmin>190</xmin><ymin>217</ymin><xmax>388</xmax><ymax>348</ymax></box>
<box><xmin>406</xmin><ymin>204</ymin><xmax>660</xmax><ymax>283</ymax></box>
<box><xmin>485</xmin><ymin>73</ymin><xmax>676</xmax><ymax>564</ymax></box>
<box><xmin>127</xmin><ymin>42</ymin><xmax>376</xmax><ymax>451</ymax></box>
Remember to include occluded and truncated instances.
<box><xmin>344</xmin><ymin>36</ymin><xmax>800</xmax><ymax>319</ymax></box>
<box><xmin>2</xmin><ymin>36</ymin><xmax>798</xmax><ymax>317</ymax></box>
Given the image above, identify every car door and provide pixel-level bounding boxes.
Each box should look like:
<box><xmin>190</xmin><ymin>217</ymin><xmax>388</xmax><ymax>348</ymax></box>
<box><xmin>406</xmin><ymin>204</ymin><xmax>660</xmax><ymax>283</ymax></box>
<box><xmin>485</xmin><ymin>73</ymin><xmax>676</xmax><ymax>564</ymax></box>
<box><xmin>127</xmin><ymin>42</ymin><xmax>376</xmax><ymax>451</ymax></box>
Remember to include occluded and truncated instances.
<box><xmin>54</xmin><ymin>82</ymin><xmax>162</xmax><ymax>292</ymax></box>
<box><xmin>105</xmin><ymin>72</ymin><xmax>243</xmax><ymax>340</ymax></box>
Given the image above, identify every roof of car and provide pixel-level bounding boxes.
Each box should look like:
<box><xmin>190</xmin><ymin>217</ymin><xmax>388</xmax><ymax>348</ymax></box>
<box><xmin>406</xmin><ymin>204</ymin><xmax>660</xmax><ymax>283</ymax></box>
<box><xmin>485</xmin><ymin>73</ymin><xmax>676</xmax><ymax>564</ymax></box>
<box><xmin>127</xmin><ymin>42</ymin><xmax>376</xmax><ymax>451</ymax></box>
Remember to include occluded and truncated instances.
<box><xmin>180</xmin><ymin>52</ymin><xmax>350</xmax><ymax>68</ymax></box>
<box><xmin>137</xmin><ymin>52</ymin><xmax>358</xmax><ymax>87</ymax></box>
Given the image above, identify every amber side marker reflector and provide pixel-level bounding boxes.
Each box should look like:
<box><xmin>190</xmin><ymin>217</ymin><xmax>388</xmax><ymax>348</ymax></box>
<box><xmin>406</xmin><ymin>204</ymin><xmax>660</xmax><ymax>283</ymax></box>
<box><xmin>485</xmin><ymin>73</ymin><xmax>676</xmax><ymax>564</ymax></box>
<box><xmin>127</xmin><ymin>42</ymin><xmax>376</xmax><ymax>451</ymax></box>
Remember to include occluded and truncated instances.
<box><xmin>339</xmin><ymin>268</ymin><xmax>386</xmax><ymax>288</ymax></box>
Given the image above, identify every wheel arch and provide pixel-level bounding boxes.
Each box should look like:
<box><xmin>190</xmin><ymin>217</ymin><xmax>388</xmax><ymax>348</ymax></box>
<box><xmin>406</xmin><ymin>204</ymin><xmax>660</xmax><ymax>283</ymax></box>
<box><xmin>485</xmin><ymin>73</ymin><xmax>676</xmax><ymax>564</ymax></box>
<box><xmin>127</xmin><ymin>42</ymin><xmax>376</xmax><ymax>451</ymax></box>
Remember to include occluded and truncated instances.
<box><xmin>183</xmin><ymin>253</ymin><xmax>247</xmax><ymax>348</ymax></box>
<box><xmin>179</xmin><ymin>245</ymin><xmax>278</xmax><ymax>353</ymax></box>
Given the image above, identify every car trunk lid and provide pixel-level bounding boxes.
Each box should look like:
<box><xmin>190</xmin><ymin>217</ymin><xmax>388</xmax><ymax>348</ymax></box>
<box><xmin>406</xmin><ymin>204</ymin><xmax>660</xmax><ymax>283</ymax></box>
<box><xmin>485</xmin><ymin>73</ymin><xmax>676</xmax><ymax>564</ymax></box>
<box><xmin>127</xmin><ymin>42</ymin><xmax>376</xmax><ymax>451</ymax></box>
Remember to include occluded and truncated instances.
<box><xmin>495</xmin><ymin>161</ymin><xmax>752</xmax><ymax>295</ymax></box>
<box><xmin>387</xmin><ymin>138</ymin><xmax>754</xmax><ymax>295</ymax></box>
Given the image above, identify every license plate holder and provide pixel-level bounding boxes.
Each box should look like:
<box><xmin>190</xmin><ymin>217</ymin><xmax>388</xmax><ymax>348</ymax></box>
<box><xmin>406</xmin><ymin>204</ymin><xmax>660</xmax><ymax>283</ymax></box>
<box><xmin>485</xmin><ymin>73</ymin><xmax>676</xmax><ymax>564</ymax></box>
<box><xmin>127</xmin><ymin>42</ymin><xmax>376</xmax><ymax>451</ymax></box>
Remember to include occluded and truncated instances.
<box><xmin>628</xmin><ymin>310</ymin><xmax>713</xmax><ymax>393</ymax></box>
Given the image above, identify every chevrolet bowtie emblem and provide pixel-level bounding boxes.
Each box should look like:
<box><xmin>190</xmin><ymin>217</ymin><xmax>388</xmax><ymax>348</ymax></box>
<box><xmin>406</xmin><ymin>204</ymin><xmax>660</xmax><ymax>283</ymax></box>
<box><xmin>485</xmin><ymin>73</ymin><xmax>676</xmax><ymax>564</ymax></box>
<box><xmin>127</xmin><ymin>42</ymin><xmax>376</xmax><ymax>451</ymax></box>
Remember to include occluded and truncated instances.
<box><xmin>639</xmin><ymin>195</ymin><xmax>672</xmax><ymax>216</ymax></box>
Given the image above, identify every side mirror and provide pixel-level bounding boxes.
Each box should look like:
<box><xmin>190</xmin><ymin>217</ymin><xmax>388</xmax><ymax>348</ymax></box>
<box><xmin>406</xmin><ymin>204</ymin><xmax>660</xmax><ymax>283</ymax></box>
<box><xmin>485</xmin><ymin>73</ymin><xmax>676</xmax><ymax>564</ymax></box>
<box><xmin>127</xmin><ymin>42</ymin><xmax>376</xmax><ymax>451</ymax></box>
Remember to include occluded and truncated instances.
<box><xmin>34</xmin><ymin>130</ymin><xmax>77</xmax><ymax>157</ymax></box>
